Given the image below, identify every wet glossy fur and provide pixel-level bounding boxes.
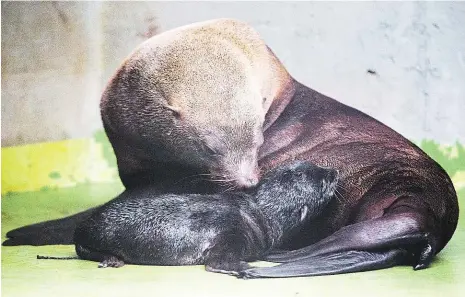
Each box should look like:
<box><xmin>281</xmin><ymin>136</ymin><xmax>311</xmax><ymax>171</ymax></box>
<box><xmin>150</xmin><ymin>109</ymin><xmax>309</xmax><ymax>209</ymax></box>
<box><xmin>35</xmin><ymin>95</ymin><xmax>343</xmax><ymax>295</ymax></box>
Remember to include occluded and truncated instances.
<box><xmin>73</xmin><ymin>161</ymin><xmax>337</xmax><ymax>275</ymax></box>
<box><xmin>237</xmin><ymin>80</ymin><xmax>458</xmax><ymax>278</ymax></box>
<box><xmin>3</xmin><ymin>19</ymin><xmax>459</xmax><ymax>279</ymax></box>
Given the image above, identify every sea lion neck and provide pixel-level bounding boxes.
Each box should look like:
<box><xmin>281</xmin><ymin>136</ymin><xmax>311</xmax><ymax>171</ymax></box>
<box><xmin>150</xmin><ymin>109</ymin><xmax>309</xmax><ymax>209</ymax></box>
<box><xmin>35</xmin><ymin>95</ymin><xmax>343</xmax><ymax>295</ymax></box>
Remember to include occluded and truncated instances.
<box><xmin>258</xmin><ymin>80</ymin><xmax>310</xmax><ymax>161</ymax></box>
<box><xmin>263</xmin><ymin>78</ymin><xmax>297</xmax><ymax>131</ymax></box>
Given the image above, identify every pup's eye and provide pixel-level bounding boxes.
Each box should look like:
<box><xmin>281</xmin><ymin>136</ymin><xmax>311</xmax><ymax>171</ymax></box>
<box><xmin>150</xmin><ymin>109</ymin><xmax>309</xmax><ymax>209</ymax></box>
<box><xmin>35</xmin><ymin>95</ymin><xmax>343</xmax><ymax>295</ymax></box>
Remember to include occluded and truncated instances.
<box><xmin>203</xmin><ymin>144</ymin><xmax>220</xmax><ymax>156</ymax></box>
<box><xmin>300</xmin><ymin>205</ymin><xmax>309</xmax><ymax>222</ymax></box>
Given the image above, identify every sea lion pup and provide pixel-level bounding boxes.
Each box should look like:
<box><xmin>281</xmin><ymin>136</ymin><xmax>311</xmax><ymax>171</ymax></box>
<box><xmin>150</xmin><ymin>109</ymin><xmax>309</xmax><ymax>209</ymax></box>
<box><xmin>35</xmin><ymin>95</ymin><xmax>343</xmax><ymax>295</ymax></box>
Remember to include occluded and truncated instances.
<box><xmin>72</xmin><ymin>161</ymin><xmax>337</xmax><ymax>274</ymax></box>
<box><xmin>4</xmin><ymin>19</ymin><xmax>459</xmax><ymax>280</ymax></box>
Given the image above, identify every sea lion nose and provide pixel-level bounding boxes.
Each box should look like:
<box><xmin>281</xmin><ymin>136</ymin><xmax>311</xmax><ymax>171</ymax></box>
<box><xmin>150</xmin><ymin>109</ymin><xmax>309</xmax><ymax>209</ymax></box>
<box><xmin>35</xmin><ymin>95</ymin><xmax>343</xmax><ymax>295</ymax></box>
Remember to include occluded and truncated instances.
<box><xmin>236</xmin><ymin>159</ymin><xmax>260</xmax><ymax>189</ymax></box>
<box><xmin>247</xmin><ymin>176</ymin><xmax>259</xmax><ymax>187</ymax></box>
<box><xmin>235</xmin><ymin>169</ymin><xmax>260</xmax><ymax>189</ymax></box>
<box><xmin>237</xmin><ymin>175</ymin><xmax>259</xmax><ymax>189</ymax></box>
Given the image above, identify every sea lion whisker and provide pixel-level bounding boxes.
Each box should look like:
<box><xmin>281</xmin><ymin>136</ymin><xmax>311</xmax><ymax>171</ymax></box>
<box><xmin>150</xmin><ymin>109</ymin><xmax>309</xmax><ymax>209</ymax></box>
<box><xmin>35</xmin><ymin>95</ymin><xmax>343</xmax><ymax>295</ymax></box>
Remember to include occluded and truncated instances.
<box><xmin>174</xmin><ymin>173</ymin><xmax>227</xmax><ymax>186</ymax></box>
<box><xmin>175</xmin><ymin>173</ymin><xmax>213</xmax><ymax>184</ymax></box>
<box><xmin>334</xmin><ymin>189</ymin><xmax>345</xmax><ymax>203</ymax></box>
<box><xmin>336</xmin><ymin>184</ymin><xmax>348</xmax><ymax>191</ymax></box>
<box><xmin>221</xmin><ymin>186</ymin><xmax>237</xmax><ymax>194</ymax></box>
<box><xmin>338</xmin><ymin>183</ymin><xmax>362</xmax><ymax>192</ymax></box>
<box><xmin>210</xmin><ymin>179</ymin><xmax>236</xmax><ymax>183</ymax></box>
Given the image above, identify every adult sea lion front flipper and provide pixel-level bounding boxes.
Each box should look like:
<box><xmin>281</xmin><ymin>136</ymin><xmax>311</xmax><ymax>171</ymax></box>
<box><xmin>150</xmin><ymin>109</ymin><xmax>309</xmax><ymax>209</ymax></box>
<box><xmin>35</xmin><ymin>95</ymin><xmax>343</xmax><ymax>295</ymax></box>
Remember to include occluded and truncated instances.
<box><xmin>240</xmin><ymin>250</ymin><xmax>407</xmax><ymax>279</ymax></box>
<box><xmin>239</xmin><ymin>214</ymin><xmax>435</xmax><ymax>278</ymax></box>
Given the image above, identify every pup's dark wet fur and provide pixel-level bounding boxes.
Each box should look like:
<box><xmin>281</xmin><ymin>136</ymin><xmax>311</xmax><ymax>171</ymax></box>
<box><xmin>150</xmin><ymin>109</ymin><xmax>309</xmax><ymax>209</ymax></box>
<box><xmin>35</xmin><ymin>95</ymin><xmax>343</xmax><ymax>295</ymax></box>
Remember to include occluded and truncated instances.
<box><xmin>73</xmin><ymin>161</ymin><xmax>337</xmax><ymax>275</ymax></box>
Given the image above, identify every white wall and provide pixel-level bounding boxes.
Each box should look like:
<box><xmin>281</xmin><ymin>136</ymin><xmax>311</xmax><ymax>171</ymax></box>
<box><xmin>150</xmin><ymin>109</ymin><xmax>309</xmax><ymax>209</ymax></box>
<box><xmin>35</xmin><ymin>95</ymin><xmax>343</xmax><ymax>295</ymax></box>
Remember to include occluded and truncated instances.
<box><xmin>1</xmin><ymin>1</ymin><xmax>103</xmax><ymax>146</ymax></box>
<box><xmin>2</xmin><ymin>1</ymin><xmax>464</xmax><ymax>146</ymax></box>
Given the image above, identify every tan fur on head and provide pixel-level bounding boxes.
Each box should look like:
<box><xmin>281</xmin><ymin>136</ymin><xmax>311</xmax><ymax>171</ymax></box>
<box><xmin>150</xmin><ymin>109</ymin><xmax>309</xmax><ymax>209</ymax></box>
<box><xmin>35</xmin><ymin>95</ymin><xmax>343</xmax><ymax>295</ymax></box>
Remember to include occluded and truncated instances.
<box><xmin>107</xmin><ymin>18</ymin><xmax>290</xmax><ymax>125</ymax></box>
<box><xmin>101</xmin><ymin>18</ymin><xmax>292</xmax><ymax>188</ymax></box>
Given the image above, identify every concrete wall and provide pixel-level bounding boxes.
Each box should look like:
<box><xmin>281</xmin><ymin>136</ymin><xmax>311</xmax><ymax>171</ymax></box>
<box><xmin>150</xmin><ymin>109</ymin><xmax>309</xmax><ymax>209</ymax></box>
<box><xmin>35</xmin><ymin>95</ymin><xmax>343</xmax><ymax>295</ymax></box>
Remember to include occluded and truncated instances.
<box><xmin>2</xmin><ymin>1</ymin><xmax>465</xmax><ymax>146</ymax></box>
<box><xmin>1</xmin><ymin>1</ymin><xmax>103</xmax><ymax>146</ymax></box>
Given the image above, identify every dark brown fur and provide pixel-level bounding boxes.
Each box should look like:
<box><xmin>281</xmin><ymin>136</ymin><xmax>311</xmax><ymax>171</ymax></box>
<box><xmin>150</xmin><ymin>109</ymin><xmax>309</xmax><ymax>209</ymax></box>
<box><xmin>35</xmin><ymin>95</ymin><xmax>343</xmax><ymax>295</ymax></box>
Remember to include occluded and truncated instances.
<box><xmin>237</xmin><ymin>79</ymin><xmax>458</xmax><ymax>278</ymax></box>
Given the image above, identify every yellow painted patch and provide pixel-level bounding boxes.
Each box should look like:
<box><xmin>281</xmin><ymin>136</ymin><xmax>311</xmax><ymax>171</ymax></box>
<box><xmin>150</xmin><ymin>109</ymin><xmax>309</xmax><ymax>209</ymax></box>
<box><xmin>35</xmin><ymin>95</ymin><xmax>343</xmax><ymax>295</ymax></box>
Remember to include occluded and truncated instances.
<box><xmin>439</xmin><ymin>143</ymin><xmax>459</xmax><ymax>159</ymax></box>
<box><xmin>1</xmin><ymin>138</ymin><xmax>119</xmax><ymax>195</ymax></box>
<box><xmin>452</xmin><ymin>171</ymin><xmax>465</xmax><ymax>191</ymax></box>
<box><xmin>1</xmin><ymin>137</ymin><xmax>464</xmax><ymax>195</ymax></box>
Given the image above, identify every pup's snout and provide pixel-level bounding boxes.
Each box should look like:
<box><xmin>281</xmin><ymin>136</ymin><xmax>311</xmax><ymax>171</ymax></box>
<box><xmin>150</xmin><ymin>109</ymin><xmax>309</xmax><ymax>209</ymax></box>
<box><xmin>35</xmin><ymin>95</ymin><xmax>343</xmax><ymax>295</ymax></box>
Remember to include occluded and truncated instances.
<box><xmin>327</xmin><ymin>169</ymin><xmax>339</xmax><ymax>182</ymax></box>
<box><xmin>322</xmin><ymin>169</ymin><xmax>339</xmax><ymax>196</ymax></box>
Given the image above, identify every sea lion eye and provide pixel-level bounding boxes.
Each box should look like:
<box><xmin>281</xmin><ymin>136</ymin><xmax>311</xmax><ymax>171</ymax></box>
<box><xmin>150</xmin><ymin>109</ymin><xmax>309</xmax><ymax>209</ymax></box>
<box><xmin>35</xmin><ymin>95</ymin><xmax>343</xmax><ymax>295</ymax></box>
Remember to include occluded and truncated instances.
<box><xmin>205</xmin><ymin>146</ymin><xmax>217</xmax><ymax>155</ymax></box>
<box><xmin>202</xmin><ymin>142</ymin><xmax>220</xmax><ymax>157</ymax></box>
<box><xmin>253</xmin><ymin>133</ymin><xmax>264</xmax><ymax>147</ymax></box>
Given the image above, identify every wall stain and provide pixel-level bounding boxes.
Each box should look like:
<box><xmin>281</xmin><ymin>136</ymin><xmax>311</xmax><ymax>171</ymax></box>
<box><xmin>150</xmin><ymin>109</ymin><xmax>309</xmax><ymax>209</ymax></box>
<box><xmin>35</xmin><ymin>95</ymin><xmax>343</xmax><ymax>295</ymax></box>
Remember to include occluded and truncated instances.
<box><xmin>51</xmin><ymin>2</ymin><xmax>69</xmax><ymax>28</ymax></box>
<box><xmin>367</xmin><ymin>69</ymin><xmax>378</xmax><ymax>76</ymax></box>
<box><xmin>137</xmin><ymin>16</ymin><xmax>160</xmax><ymax>39</ymax></box>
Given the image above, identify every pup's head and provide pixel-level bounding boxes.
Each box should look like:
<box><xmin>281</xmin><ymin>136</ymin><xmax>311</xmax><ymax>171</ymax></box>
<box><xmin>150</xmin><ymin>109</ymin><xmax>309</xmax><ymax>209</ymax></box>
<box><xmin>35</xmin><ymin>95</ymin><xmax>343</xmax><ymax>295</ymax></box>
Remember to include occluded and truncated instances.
<box><xmin>255</xmin><ymin>160</ymin><xmax>338</xmax><ymax>232</ymax></box>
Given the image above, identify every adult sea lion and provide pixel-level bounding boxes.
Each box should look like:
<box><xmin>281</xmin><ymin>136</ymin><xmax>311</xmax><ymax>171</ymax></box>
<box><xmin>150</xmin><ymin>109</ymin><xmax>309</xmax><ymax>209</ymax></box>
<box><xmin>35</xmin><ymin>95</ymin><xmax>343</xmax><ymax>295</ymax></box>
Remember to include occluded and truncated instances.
<box><xmin>4</xmin><ymin>18</ymin><xmax>459</xmax><ymax>279</ymax></box>
<box><xmin>4</xmin><ymin>18</ymin><xmax>291</xmax><ymax>245</ymax></box>
<box><xmin>99</xmin><ymin>18</ymin><xmax>291</xmax><ymax>191</ymax></box>
<box><xmin>70</xmin><ymin>161</ymin><xmax>337</xmax><ymax>275</ymax></box>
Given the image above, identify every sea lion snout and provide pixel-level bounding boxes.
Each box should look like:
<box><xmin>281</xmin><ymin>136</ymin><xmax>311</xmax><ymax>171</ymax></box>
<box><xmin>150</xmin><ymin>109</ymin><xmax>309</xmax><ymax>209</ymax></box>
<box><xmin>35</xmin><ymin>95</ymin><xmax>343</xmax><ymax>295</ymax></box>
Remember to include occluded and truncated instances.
<box><xmin>235</xmin><ymin>160</ymin><xmax>260</xmax><ymax>189</ymax></box>
<box><xmin>236</xmin><ymin>174</ymin><xmax>259</xmax><ymax>189</ymax></box>
<box><xmin>207</xmin><ymin>161</ymin><xmax>259</xmax><ymax>190</ymax></box>
<box><xmin>208</xmin><ymin>144</ymin><xmax>262</xmax><ymax>189</ymax></box>
<box><xmin>317</xmin><ymin>168</ymin><xmax>339</xmax><ymax>198</ymax></box>
<box><xmin>213</xmin><ymin>161</ymin><xmax>259</xmax><ymax>189</ymax></box>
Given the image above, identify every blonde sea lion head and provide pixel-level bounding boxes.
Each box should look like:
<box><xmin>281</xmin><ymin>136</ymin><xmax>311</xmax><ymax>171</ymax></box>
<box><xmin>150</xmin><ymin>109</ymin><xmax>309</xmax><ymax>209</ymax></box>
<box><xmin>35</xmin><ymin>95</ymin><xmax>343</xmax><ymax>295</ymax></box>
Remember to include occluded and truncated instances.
<box><xmin>102</xmin><ymin>18</ymin><xmax>292</xmax><ymax>189</ymax></box>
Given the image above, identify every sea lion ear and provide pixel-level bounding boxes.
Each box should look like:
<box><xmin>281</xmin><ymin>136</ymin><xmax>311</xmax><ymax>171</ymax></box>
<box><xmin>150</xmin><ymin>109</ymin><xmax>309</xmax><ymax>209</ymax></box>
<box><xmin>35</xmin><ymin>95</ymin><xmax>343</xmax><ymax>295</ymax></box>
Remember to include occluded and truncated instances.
<box><xmin>166</xmin><ymin>104</ymin><xmax>182</xmax><ymax>118</ymax></box>
<box><xmin>262</xmin><ymin>97</ymin><xmax>268</xmax><ymax>107</ymax></box>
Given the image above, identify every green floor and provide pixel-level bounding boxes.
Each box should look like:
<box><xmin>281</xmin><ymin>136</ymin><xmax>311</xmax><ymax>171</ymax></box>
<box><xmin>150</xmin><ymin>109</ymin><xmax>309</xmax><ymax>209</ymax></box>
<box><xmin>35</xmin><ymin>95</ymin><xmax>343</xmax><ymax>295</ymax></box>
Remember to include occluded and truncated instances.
<box><xmin>1</xmin><ymin>183</ymin><xmax>464</xmax><ymax>297</ymax></box>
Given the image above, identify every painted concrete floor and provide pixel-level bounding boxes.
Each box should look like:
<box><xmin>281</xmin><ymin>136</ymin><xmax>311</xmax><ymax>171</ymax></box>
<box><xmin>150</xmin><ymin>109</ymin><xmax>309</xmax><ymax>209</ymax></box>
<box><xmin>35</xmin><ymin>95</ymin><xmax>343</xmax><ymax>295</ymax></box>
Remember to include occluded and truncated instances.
<box><xmin>1</xmin><ymin>183</ymin><xmax>464</xmax><ymax>297</ymax></box>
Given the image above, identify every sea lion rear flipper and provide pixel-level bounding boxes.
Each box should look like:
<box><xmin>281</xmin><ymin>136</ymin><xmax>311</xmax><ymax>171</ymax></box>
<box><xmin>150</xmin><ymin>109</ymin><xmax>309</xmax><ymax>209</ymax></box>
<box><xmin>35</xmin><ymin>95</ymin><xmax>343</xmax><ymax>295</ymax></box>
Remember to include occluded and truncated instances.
<box><xmin>3</xmin><ymin>207</ymin><xmax>97</xmax><ymax>246</ymax></box>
